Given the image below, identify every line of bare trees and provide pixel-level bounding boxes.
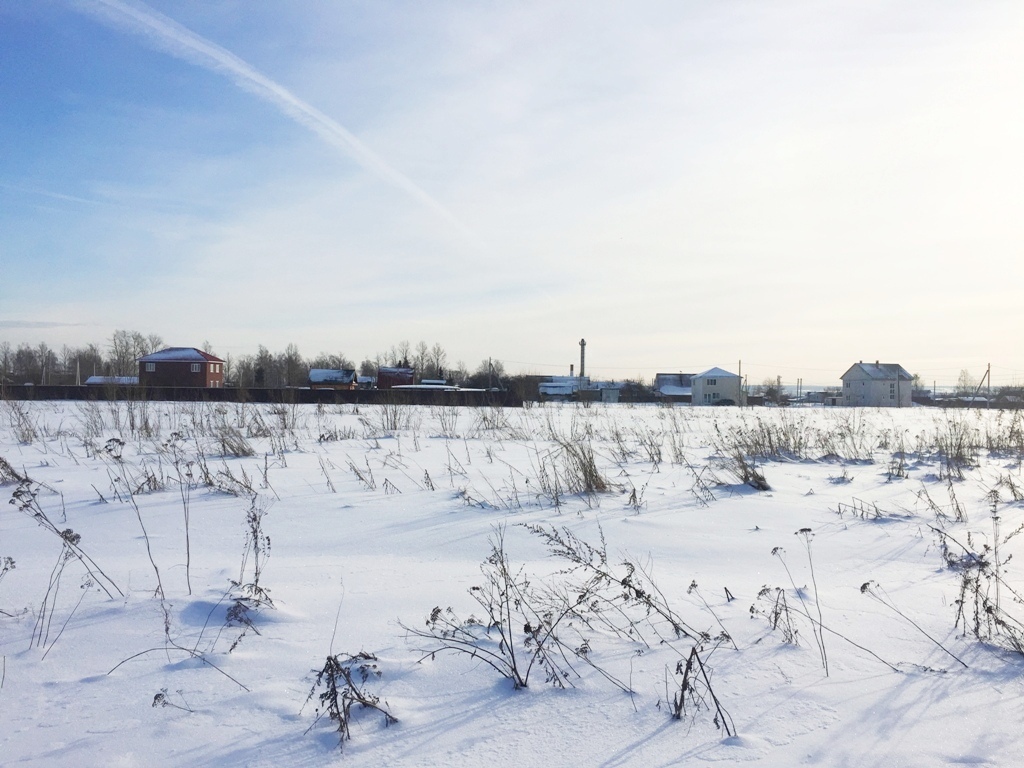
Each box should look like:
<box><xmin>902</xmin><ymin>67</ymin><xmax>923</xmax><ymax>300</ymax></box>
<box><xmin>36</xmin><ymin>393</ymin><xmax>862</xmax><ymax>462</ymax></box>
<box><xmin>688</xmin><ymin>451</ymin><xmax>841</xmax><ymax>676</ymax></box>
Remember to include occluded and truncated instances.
<box><xmin>0</xmin><ymin>330</ymin><xmax>165</xmax><ymax>386</ymax></box>
<box><xmin>1</xmin><ymin>332</ymin><xmax>506</xmax><ymax>390</ymax></box>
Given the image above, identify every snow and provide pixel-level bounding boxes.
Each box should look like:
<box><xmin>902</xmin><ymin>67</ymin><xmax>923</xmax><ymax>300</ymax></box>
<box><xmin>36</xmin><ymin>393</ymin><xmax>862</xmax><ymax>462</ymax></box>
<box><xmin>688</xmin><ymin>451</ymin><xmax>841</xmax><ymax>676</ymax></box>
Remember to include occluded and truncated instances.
<box><xmin>2</xmin><ymin>400</ymin><xmax>1024</xmax><ymax>766</ymax></box>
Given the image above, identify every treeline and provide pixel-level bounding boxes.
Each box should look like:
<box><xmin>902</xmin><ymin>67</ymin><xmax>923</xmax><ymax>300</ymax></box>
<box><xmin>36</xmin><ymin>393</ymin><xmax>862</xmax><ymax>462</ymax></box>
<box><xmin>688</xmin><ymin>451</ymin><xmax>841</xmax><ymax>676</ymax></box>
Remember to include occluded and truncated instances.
<box><xmin>0</xmin><ymin>331</ymin><xmax>508</xmax><ymax>389</ymax></box>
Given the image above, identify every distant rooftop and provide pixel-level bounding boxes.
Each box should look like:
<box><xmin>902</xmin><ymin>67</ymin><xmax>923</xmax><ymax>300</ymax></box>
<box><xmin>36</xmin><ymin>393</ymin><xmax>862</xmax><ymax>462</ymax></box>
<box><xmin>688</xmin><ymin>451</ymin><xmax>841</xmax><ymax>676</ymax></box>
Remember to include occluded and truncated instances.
<box><xmin>138</xmin><ymin>347</ymin><xmax>224</xmax><ymax>363</ymax></box>
<box><xmin>309</xmin><ymin>368</ymin><xmax>357</xmax><ymax>384</ymax></box>
<box><xmin>694</xmin><ymin>367</ymin><xmax>738</xmax><ymax>379</ymax></box>
<box><xmin>841</xmin><ymin>362</ymin><xmax>912</xmax><ymax>381</ymax></box>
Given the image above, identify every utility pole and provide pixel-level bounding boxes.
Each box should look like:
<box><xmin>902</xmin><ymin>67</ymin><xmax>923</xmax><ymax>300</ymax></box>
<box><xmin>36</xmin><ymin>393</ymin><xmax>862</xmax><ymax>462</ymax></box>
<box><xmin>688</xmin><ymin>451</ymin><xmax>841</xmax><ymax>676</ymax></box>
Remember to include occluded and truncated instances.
<box><xmin>970</xmin><ymin>364</ymin><xmax>991</xmax><ymax>408</ymax></box>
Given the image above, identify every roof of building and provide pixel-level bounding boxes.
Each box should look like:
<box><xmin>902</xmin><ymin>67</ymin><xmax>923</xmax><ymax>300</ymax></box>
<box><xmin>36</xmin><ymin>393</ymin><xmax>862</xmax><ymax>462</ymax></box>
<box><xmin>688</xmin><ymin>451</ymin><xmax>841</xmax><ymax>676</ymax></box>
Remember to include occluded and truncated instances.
<box><xmin>655</xmin><ymin>373</ymin><xmax>694</xmax><ymax>387</ymax></box>
<box><xmin>539</xmin><ymin>376</ymin><xmax>590</xmax><ymax>396</ymax></box>
<box><xmin>309</xmin><ymin>368</ymin><xmax>357</xmax><ymax>384</ymax></box>
<box><xmin>85</xmin><ymin>376</ymin><xmax>139</xmax><ymax>386</ymax></box>
<box><xmin>138</xmin><ymin>347</ymin><xmax>224</xmax><ymax>363</ymax></box>
<box><xmin>694</xmin><ymin>367</ymin><xmax>738</xmax><ymax>379</ymax></box>
<box><xmin>840</xmin><ymin>362</ymin><xmax>913</xmax><ymax>381</ymax></box>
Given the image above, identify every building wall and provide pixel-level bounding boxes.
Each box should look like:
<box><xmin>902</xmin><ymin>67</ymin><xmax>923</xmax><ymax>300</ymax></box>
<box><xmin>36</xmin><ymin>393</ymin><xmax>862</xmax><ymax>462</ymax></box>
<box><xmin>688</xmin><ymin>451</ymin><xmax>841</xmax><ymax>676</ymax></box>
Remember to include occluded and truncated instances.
<box><xmin>139</xmin><ymin>361</ymin><xmax>224</xmax><ymax>388</ymax></box>
<box><xmin>377</xmin><ymin>367</ymin><xmax>415</xmax><ymax>389</ymax></box>
<box><xmin>841</xmin><ymin>375</ymin><xmax>911</xmax><ymax>407</ymax></box>
<box><xmin>692</xmin><ymin>375</ymin><xmax>743</xmax><ymax>405</ymax></box>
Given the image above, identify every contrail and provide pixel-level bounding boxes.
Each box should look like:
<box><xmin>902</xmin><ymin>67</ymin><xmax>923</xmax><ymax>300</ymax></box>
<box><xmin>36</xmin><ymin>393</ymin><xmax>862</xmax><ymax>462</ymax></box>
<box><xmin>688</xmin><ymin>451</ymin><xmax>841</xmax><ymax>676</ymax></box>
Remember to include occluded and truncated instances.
<box><xmin>74</xmin><ymin>0</ymin><xmax>473</xmax><ymax>239</ymax></box>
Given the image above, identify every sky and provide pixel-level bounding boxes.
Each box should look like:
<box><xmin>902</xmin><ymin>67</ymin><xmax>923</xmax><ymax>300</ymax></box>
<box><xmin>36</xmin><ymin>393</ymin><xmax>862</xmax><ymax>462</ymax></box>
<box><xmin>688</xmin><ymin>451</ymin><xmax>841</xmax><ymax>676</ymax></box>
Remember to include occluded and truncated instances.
<box><xmin>1</xmin><ymin>1</ymin><xmax>1023</xmax><ymax>386</ymax></box>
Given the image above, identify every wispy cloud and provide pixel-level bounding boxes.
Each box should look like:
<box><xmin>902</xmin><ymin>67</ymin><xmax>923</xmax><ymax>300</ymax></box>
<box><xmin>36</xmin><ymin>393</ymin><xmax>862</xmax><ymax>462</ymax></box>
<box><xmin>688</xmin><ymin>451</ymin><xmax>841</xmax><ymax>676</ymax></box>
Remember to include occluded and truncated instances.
<box><xmin>74</xmin><ymin>0</ymin><xmax>475</xmax><ymax>241</ymax></box>
<box><xmin>0</xmin><ymin>182</ymin><xmax>106</xmax><ymax>206</ymax></box>
<box><xmin>0</xmin><ymin>320</ymin><xmax>88</xmax><ymax>329</ymax></box>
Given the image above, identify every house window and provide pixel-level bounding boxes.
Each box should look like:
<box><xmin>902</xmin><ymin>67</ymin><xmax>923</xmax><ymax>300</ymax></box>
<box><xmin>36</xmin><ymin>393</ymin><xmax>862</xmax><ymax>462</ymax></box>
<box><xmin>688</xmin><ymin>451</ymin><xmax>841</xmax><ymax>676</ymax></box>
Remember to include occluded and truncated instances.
<box><xmin>191</xmin><ymin>363</ymin><xmax>201</xmax><ymax>373</ymax></box>
<box><xmin>890</xmin><ymin>383</ymin><xmax>895</xmax><ymax>392</ymax></box>
<box><xmin>145</xmin><ymin>363</ymin><xmax>155</xmax><ymax>372</ymax></box>
<box><xmin>707</xmin><ymin>379</ymin><xmax>717</xmax><ymax>386</ymax></box>
<box><xmin>845</xmin><ymin>381</ymin><xmax>850</xmax><ymax>389</ymax></box>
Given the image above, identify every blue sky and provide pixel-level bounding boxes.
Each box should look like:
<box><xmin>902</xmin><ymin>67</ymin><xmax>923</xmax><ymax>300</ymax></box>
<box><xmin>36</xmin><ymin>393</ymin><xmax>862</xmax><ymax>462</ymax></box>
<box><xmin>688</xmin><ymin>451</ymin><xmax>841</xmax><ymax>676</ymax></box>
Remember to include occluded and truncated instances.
<box><xmin>2</xmin><ymin>1</ymin><xmax>1023</xmax><ymax>385</ymax></box>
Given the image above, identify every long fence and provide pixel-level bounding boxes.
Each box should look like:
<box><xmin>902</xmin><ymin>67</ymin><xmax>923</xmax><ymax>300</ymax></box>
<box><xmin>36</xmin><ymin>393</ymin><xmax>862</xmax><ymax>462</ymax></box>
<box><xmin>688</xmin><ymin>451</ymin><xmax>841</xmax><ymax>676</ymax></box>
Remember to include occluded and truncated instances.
<box><xmin>0</xmin><ymin>384</ymin><xmax>522</xmax><ymax>408</ymax></box>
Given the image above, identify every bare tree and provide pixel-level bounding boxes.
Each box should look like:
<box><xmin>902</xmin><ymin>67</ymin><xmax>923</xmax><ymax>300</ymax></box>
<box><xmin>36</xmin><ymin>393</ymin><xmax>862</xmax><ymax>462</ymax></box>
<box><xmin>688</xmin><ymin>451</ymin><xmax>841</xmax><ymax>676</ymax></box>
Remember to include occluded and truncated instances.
<box><xmin>13</xmin><ymin>344</ymin><xmax>40</xmax><ymax>384</ymax></box>
<box><xmin>413</xmin><ymin>341</ymin><xmax>430</xmax><ymax>376</ymax></box>
<box><xmin>448</xmin><ymin>360</ymin><xmax>469</xmax><ymax>385</ymax></box>
<box><xmin>309</xmin><ymin>352</ymin><xmax>355</xmax><ymax>371</ymax></box>
<box><xmin>36</xmin><ymin>343</ymin><xmax>58</xmax><ymax>385</ymax></box>
<box><xmin>0</xmin><ymin>341</ymin><xmax>12</xmax><ymax>382</ymax></box>
<box><xmin>956</xmin><ymin>369</ymin><xmax>978</xmax><ymax>396</ymax></box>
<box><xmin>279</xmin><ymin>343</ymin><xmax>305</xmax><ymax>387</ymax></box>
<box><xmin>253</xmin><ymin>346</ymin><xmax>275</xmax><ymax>387</ymax></box>
<box><xmin>108</xmin><ymin>330</ymin><xmax>157</xmax><ymax>376</ymax></box>
<box><xmin>428</xmin><ymin>343</ymin><xmax>448</xmax><ymax>379</ymax></box>
<box><xmin>388</xmin><ymin>341</ymin><xmax>412</xmax><ymax>368</ymax></box>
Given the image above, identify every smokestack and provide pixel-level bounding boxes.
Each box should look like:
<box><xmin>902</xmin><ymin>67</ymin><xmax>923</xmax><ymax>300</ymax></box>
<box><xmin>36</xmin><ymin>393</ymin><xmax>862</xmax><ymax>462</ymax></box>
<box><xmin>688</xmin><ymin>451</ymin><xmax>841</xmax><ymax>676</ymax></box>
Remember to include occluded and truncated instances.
<box><xmin>570</xmin><ymin>364</ymin><xmax>574</xmax><ymax>377</ymax></box>
<box><xmin>579</xmin><ymin>338</ymin><xmax>586</xmax><ymax>378</ymax></box>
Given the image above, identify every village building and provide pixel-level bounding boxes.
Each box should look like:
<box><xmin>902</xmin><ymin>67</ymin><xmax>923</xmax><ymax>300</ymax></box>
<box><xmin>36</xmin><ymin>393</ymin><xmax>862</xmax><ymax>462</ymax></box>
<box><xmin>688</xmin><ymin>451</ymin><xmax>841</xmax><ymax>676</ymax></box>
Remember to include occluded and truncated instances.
<box><xmin>840</xmin><ymin>361</ymin><xmax>912</xmax><ymax>407</ymax></box>
<box><xmin>537</xmin><ymin>375</ymin><xmax>591</xmax><ymax>401</ymax></box>
<box><xmin>376</xmin><ymin>366</ymin><xmax>416</xmax><ymax>389</ymax></box>
<box><xmin>654</xmin><ymin>373</ymin><xmax>694</xmax><ymax>403</ymax></box>
<box><xmin>138</xmin><ymin>348</ymin><xmax>225</xmax><ymax>388</ymax></box>
<box><xmin>691</xmin><ymin>367</ymin><xmax>744</xmax><ymax>406</ymax></box>
<box><xmin>308</xmin><ymin>368</ymin><xmax>358</xmax><ymax>390</ymax></box>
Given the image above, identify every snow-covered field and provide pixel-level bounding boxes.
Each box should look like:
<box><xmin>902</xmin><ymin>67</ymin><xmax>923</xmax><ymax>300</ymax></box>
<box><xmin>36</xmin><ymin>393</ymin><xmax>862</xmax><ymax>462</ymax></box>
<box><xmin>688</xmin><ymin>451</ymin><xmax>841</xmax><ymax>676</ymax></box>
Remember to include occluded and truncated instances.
<box><xmin>2</xmin><ymin>399</ymin><xmax>1024</xmax><ymax>767</ymax></box>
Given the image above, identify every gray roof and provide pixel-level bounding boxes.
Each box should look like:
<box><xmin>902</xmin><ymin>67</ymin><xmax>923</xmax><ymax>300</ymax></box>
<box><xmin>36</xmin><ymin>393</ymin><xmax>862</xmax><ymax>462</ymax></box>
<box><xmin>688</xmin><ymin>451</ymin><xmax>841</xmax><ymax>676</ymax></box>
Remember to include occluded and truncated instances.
<box><xmin>655</xmin><ymin>373</ymin><xmax>693</xmax><ymax>387</ymax></box>
<box><xmin>309</xmin><ymin>368</ymin><xmax>357</xmax><ymax>384</ymax></box>
<box><xmin>138</xmin><ymin>347</ymin><xmax>224</xmax><ymax>363</ymax></box>
<box><xmin>85</xmin><ymin>376</ymin><xmax>138</xmax><ymax>385</ymax></box>
<box><xmin>840</xmin><ymin>362</ymin><xmax>912</xmax><ymax>381</ymax></box>
<box><xmin>694</xmin><ymin>367</ymin><xmax>739</xmax><ymax>379</ymax></box>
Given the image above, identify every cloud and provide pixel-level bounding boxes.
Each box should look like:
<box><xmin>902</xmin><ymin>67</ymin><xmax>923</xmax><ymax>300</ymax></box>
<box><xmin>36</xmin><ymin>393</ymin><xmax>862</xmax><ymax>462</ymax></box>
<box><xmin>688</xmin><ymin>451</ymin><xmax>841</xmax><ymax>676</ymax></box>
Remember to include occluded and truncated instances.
<box><xmin>0</xmin><ymin>321</ymin><xmax>89</xmax><ymax>329</ymax></box>
<box><xmin>73</xmin><ymin>0</ymin><xmax>475</xmax><ymax>242</ymax></box>
<box><xmin>0</xmin><ymin>183</ymin><xmax>107</xmax><ymax>206</ymax></box>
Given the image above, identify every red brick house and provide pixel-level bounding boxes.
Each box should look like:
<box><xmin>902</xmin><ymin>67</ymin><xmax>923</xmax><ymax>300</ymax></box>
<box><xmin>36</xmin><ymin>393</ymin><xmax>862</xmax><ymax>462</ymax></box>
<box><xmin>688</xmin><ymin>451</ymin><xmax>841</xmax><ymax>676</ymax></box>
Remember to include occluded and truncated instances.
<box><xmin>376</xmin><ymin>366</ymin><xmax>415</xmax><ymax>389</ymax></box>
<box><xmin>138</xmin><ymin>348</ymin><xmax>225</xmax><ymax>388</ymax></box>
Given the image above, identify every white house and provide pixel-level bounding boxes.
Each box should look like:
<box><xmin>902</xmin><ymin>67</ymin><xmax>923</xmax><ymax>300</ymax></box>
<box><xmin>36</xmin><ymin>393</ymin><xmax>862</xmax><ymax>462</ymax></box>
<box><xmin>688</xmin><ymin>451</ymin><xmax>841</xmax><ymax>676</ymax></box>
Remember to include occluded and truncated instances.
<box><xmin>691</xmin><ymin>367</ymin><xmax>744</xmax><ymax>406</ymax></box>
<box><xmin>840</xmin><ymin>361</ymin><xmax>912</xmax><ymax>407</ymax></box>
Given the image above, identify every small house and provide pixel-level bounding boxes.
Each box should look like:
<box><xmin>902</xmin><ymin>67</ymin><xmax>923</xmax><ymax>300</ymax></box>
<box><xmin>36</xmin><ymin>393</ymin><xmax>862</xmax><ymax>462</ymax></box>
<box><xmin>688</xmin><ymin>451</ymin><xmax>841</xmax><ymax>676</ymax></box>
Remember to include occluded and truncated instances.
<box><xmin>138</xmin><ymin>348</ymin><xmax>225</xmax><ymax>388</ymax></box>
<box><xmin>376</xmin><ymin>367</ymin><xmax>415</xmax><ymax>389</ymax></box>
<box><xmin>840</xmin><ymin>361</ymin><xmax>912</xmax><ymax>407</ymax></box>
<box><xmin>539</xmin><ymin>376</ymin><xmax>590</xmax><ymax>401</ymax></box>
<box><xmin>654</xmin><ymin>373</ymin><xmax>694</xmax><ymax>403</ymax></box>
<box><xmin>308</xmin><ymin>369</ymin><xmax>357</xmax><ymax>390</ymax></box>
<box><xmin>691</xmin><ymin>367</ymin><xmax>744</xmax><ymax>406</ymax></box>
